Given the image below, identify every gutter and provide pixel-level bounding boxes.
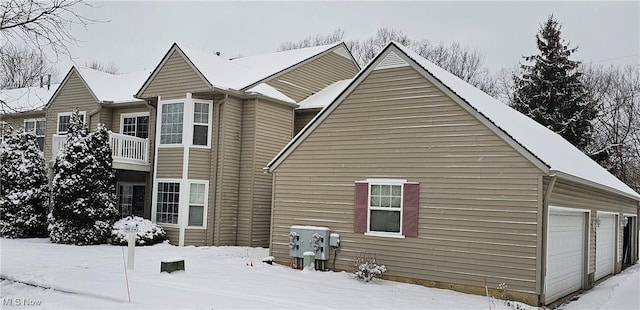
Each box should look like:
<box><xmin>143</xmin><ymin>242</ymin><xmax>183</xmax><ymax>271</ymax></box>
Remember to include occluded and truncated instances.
<box><xmin>551</xmin><ymin>170</ymin><xmax>640</xmax><ymax>201</ymax></box>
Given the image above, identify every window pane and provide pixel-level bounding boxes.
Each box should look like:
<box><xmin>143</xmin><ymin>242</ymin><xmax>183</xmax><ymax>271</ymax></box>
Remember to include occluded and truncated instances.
<box><xmin>381</xmin><ymin>185</ymin><xmax>390</xmax><ymax>195</ymax></box>
<box><xmin>137</xmin><ymin>116</ymin><xmax>149</xmax><ymax>138</ymax></box>
<box><xmin>391</xmin><ymin>185</ymin><xmax>401</xmax><ymax>196</ymax></box>
<box><xmin>160</xmin><ymin>103</ymin><xmax>183</xmax><ymax>144</ymax></box>
<box><xmin>58</xmin><ymin>115</ymin><xmax>70</xmax><ymax>133</ymax></box>
<box><xmin>188</xmin><ymin>206</ymin><xmax>204</xmax><ymax>226</ymax></box>
<box><xmin>189</xmin><ymin>183</ymin><xmax>205</xmax><ymax>204</ymax></box>
<box><xmin>156</xmin><ymin>182</ymin><xmax>180</xmax><ymax>224</ymax></box>
<box><xmin>371</xmin><ymin>185</ymin><xmax>380</xmax><ymax>195</ymax></box>
<box><xmin>36</xmin><ymin>137</ymin><xmax>44</xmax><ymax>151</ymax></box>
<box><xmin>193</xmin><ymin>124</ymin><xmax>208</xmax><ymax>146</ymax></box>
<box><xmin>25</xmin><ymin>121</ymin><xmax>35</xmax><ymax>132</ymax></box>
<box><xmin>391</xmin><ymin>197</ymin><xmax>401</xmax><ymax>208</ymax></box>
<box><xmin>370</xmin><ymin>196</ymin><xmax>380</xmax><ymax>207</ymax></box>
<box><xmin>36</xmin><ymin>121</ymin><xmax>45</xmax><ymax>136</ymax></box>
<box><xmin>370</xmin><ymin>210</ymin><xmax>401</xmax><ymax>233</ymax></box>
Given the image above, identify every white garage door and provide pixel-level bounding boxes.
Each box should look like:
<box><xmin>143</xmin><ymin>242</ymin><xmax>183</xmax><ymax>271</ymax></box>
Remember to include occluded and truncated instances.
<box><xmin>546</xmin><ymin>209</ymin><xmax>585</xmax><ymax>303</ymax></box>
<box><xmin>595</xmin><ymin>213</ymin><xmax>615</xmax><ymax>280</ymax></box>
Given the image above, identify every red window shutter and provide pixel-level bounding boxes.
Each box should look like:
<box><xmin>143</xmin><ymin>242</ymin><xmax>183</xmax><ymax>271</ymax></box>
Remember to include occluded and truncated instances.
<box><xmin>403</xmin><ymin>183</ymin><xmax>420</xmax><ymax>237</ymax></box>
<box><xmin>354</xmin><ymin>182</ymin><xmax>368</xmax><ymax>233</ymax></box>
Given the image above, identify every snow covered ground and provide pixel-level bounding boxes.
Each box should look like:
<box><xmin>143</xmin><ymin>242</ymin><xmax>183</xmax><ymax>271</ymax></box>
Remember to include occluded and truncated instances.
<box><xmin>0</xmin><ymin>238</ymin><xmax>637</xmax><ymax>309</ymax></box>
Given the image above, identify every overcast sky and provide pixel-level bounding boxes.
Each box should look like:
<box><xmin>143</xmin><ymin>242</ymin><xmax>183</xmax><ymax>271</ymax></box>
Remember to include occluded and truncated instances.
<box><xmin>56</xmin><ymin>1</ymin><xmax>639</xmax><ymax>78</ymax></box>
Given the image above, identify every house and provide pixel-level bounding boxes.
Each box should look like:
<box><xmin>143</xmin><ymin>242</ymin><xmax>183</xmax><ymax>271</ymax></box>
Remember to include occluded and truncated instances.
<box><xmin>265</xmin><ymin>42</ymin><xmax>640</xmax><ymax>306</ymax></box>
<box><xmin>42</xmin><ymin>66</ymin><xmax>153</xmax><ymax>220</ymax></box>
<box><xmin>134</xmin><ymin>42</ymin><xmax>359</xmax><ymax>247</ymax></box>
<box><xmin>0</xmin><ymin>82</ymin><xmax>60</xmax><ymax>149</ymax></box>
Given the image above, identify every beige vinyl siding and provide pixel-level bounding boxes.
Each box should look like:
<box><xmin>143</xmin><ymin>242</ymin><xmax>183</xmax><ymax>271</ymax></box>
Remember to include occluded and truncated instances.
<box><xmin>251</xmin><ymin>100</ymin><xmax>293</xmax><ymax>246</ymax></box>
<box><xmin>0</xmin><ymin>111</ymin><xmax>45</xmax><ymax>133</ymax></box>
<box><xmin>184</xmin><ymin>229</ymin><xmax>206</xmax><ymax>246</ymax></box>
<box><xmin>156</xmin><ymin>148</ymin><xmax>184</xmax><ymax>178</ymax></box>
<box><xmin>98</xmin><ymin>107</ymin><xmax>113</xmax><ymax>130</ymax></box>
<box><xmin>214</xmin><ymin>96</ymin><xmax>243</xmax><ymax>245</ymax></box>
<box><xmin>163</xmin><ymin>226</ymin><xmax>180</xmax><ymax>245</ymax></box>
<box><xmin>45</xmin><ymin>71</ymin><xmax>100</xmax><ymax>162</ymax></box>
<box><xmin>266</xmin><ymin>52</ymin><xmax>358</xmax><ymax>102</ymax></box>
<box><xmin>547</xmin><ymin>178</ymin><xmax>638</xmax><ymax>274</ymax></box>
<box><xmin>237</xmin><ymin>100</ymin><xmax>257</xmax><ymax>246</ymax></box>
<box><xmin>294</xmin><ymin>109</ymin><xmax>320</xmax><ymax>135</ymax></box>
<box><xmin>236</xmin><ymin>99</ymin><xmax>294</xmax><ymax>247</ymax></box>
<box><xmin>139</xmin><ymin>50</ymin><xmax>209</xmax><ymax>100</ymax></box>
<box><xmin>188</xmin><ymin>148</ymin><xmax>211</xmax><ymax>180</ymax></box>
<box><xmin>111</xmin><ymin>105</ymin><xmax>150</xmax><ymax>133</ymax></box>
<box><xmin>271</xmin><ymin>66</ymin><xmax>542</xmax><ymax>294</ymax></box>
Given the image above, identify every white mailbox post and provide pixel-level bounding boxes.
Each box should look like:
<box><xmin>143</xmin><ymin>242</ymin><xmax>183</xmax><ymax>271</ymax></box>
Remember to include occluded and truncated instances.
<box><xmin>123</xmin><ymin>222</ymin><xmax>138</xmax><ymax>270</ymax></box>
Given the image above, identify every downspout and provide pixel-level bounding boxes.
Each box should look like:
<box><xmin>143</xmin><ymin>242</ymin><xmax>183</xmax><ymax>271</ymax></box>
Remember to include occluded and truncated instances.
<box><xmin>209</xmin><ymin>94</ymin><xmax>226</xmax><ymax>245</ymax></box>
<box><xmin>540</xmin><ymin>174</ymin><xmax>557</xmax><ymax>306</ymax></box>
<box><xmin>145</xmin><ymin>100</ymin><xmax>157</xmax><ymax>221</ymax></box>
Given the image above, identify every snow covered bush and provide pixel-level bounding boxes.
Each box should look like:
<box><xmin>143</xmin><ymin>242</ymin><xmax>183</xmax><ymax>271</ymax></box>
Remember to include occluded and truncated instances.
<box><xmin>354</xmin><ymin>253</ymin><xmax>387</xmax><ymax>282</ymax></box>
<box><xmin>49</xmin><ymin>112</ymin><xmax>119</xmax><ymax>245</ymax></box>
<box><xmin>111</xmin><ymin>216</ymin><xmax>166</xmax><ymax>246</ymax></box>
<box><xmin>0</xmin><ymin>129</ymin><xmax>49</xmax><ymax>238</ymax></box>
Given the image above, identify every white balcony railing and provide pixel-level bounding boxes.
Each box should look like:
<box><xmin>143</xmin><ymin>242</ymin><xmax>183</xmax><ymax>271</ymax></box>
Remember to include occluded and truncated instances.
<box><xmin>52</xmin><ymin>131</ymin><xmax>149</xmax><ymax>166</ymax></box>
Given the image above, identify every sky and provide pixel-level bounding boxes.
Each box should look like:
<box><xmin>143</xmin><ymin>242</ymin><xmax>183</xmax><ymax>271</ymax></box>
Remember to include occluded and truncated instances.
<box><xmin>53</xmin><ymin>1</ymin><xmax>639</xmax><ymax>78</ymax></box>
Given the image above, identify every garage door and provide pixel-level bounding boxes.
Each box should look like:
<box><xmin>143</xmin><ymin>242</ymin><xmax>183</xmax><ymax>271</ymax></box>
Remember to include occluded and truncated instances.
<box><xmin>546</xmin><ymin>209</ymin><xmax>585</xmax><ymax>303</ymax></box>
<box><xmin>595</xmin><ymin>213</ymin><xmax>615</xmax><ymax>280</ymax></box>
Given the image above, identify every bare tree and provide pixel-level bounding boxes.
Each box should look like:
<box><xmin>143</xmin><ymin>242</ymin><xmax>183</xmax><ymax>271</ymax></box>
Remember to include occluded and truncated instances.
<box><xmin>0</xmin><ymin>45</ymin><xmax>58</xmax><ymax>89</ymax></box>
<box><xmin>279</xmin><ymin>28</ymin><xmax>497</xmax><ymax>95</ymax></box>
<box><xmin>83</xmin><ymin>60</ymin><xmax>119</xmax><ymax>74</ymax></box>
<box><xmin>583</xmin><ymin>64</ymin><xmax>640</xmax><ymax>191</ymax></box>
<box><xmin>1</xmin><ymin>0</ymin><xmax>94</xmax><ymax>59</ymax></box>
<box><xmin>278</xmin><ymin>29</ymin><xmax>346</xmax><ymax>51</ymax></box>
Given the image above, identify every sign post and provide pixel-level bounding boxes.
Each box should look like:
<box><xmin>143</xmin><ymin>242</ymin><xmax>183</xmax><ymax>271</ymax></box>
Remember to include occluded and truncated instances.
<box><xmin>123</xmin><ymin>222</ymin><xmax>138</xmax><ymax>270</ymax></box>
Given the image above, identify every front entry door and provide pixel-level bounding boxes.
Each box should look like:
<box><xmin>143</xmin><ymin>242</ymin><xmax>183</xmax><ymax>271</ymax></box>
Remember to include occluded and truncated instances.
<box><xmin>118</xmin><ymin>183</ymin><xmax>145</xmax><ymax>218</ymax></box>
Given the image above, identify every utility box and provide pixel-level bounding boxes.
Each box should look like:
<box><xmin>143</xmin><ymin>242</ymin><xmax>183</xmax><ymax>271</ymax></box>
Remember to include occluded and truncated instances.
<box><xmin>289</xmin><ymin>226</ymin><xmax>331</xmax><ymax>260</ymax></box>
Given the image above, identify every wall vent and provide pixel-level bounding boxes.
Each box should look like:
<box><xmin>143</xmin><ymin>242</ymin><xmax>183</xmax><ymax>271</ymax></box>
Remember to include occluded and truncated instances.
<box><xmin>374</xmin><ymin>51</ymin><xmax>408</xmax><ymax>70</ymax></box>
<box><xmin>333</xmin><ymin>46</ymin><xmax>351</xmax><ymax>59</ymax></box>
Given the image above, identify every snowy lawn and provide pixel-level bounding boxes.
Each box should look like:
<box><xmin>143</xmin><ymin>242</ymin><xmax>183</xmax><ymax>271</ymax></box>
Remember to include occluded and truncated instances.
<box><xmin>0</xmin><ymin>238</ymin><xmax>637</xmax><ymax>309</ymax></box>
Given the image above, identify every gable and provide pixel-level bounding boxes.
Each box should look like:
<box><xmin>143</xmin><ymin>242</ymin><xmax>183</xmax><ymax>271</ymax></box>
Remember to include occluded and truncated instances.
<box><xmin>265</xmin><ymin>49</ymin><xmax>359</xmax><ymax>102</ymax></box>
<box><xmin>138</xmin><ymin>50</ymin><xmax>209</xmax><ymax>100</ymax></box>
<box><xmin>278</xmin><ymin>65</ymin><xmax>541</xmax><ymax>177</ymax></box>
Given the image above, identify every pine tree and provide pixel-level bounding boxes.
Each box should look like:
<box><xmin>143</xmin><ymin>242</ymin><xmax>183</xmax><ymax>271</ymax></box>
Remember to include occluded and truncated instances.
<box><xmin>0</xmin><ymin>129</ymin><xmax>49</xmax><ymax>238</ymax></box>
<box><xmin>512</xmin><ymin>15</ymin><xmax>597</xmax><ymax>152</ymax></box>
<box><xmin>49</xmin><ymin>111</ymin><xmax>118</xmax><ymax>245</ymax></box>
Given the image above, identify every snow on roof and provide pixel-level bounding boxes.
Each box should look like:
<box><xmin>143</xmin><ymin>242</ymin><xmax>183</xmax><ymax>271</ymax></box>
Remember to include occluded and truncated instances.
<box><xmin>1</xmin><ymin>84</ymin><xmax>60</xmax><ymax>113</ymax></box>
<box><xmin>178</xmin><ymin>43</ymin><xmax>342</xmax><ymax>93</ymax></box>
<box><xmin>297</xmin><ymin>79</ymin><xmax>352</xmax><ymax>110</ymax></box>
<box><xmin>245</xmin><ymin>83</ymin><xmax>295</xmax><ymax>104</ymax></box>
<box><xmin>393</xmin><ymin>42</ymin><xmax>640</xmax><ymax>200</ymax></box>
<box><xmin>76</xmin><ymin>67</ymin><xmax>149</xmax><ymax>103</ymax></box>
<box><xmin>230</xmin><ymin>43</ymin><xmax>343</xmax><ymax>89</ymax></box>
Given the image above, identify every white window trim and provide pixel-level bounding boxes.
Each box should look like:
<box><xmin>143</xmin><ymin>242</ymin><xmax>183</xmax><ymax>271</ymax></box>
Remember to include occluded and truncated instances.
<box><xmin>153</xmin><ymin>178</ymin><xmax>182</xmax><ymax>227</ymax></box>
<box><xmin>56</xmin><ymin>111</ymin><xmax>86</xmax><ymax>134</ymax></box>
<box><xmin>120</xmin><ymin>112</ymin><xmax>150</xmax><ymax>136</ymax></box>
<box><xmin>187</xmin><ymin>180</ymin><xmax>209</xmax><ymax>229</ymax></box>
<box><xmin>191</xmin><ymin>100</ymin><xmax>213</xmax><ymax>148</ymax></box>
<box><xmin>366</xmin><ymin>178</ymin><xmax>406</xmax><ymax>237</ymax></box>
<box><xmin>158</xmin><ymin>99</ymin><xmax>185</xmax><ymax>147</ymax></box>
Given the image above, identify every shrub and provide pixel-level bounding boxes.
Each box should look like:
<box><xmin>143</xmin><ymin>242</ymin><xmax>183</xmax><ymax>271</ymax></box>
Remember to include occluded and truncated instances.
<box><xmin>354</xmin><ymin>252</ymin><xmax>387</xmax><ymax>282</ymax></box>
<box><xmin>0</xmin><ymin>129</ymin><xmax>49</xmax><ymax>238</ymax></box>
<box><xmin>111</xmin><ymin>216</ymin><xmax>166</xmax><ymax>246</ymax></box>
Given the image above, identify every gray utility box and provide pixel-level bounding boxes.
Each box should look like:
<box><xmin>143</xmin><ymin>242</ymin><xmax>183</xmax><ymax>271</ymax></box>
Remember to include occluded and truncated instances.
<box><xmin>289</xmin><ymin>226</ymin><xmax>331</xmax><ymax>260</ymax></box>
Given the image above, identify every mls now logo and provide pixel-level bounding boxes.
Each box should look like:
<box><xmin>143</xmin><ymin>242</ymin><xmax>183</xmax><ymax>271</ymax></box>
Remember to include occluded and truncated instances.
<box><xmin>2</xmin><ymin>298</ymin><xmax>43</xmax><ymax>307</ymax></box>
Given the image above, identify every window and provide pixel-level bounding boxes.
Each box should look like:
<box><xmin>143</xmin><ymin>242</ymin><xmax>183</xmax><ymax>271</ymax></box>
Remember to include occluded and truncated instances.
<box><xmin>160</xmin><ymin>103</ymin><xmax>183</xmax><ymax>144</ymax></box>
<box><xmin>188</xmin><ymin>183</ymin><xmax>206</xmax><ymax>226</ymax></box>
<box><xmin>193</xmin><ymin>102</ymin><xmax>210</xmax><ymax>146</ymax></box>
<box><xmin>122</xmin><ymin>114</ymin><xmax>149</xmax><ymax>138</ymax></box>
<box><xmin>354</xmin><ymin>180</ymin><xmax>420</xmax><ymax>237</ymax></box>
<box><xmin>369</xmin><ymin>184</ymin><xmax>402</xmax><ymax>233</ymax></box>
<box><xmin>24</xmin><ymin>119</ymin><xmax>45</xmax><ymax>151</ymax></box>
<box><xmin>57</xmin><ymin>112</ymin><xmax>85</xmax><ymax>134</ymax></box>
<box><xmin>156</xmin><ymin>182</ymin><xmax>180</xmax><ymax>224</ymax></box>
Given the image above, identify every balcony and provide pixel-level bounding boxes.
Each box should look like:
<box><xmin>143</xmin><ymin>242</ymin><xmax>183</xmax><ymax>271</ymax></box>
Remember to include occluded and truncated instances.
<box><xmin>52</xmin><ymin>132</ymin><xmax>150</xmax><ymax>172</ymax></box>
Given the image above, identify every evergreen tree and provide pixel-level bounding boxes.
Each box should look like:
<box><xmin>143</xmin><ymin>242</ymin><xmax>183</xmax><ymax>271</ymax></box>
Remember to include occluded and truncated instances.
<box><xmin>49</xmin><ymin>111</ymin><xmax>118</xmax><ymax>245</ymax></box>
<box><xmin>0</xmin><ymin>129</ymin><xmax>49</xmax><ymax>238</ymax></box>
<box><xmin>512</xmin><ymin>15</ymin><xmax>597</xmax><ymax>152</ymax></box>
